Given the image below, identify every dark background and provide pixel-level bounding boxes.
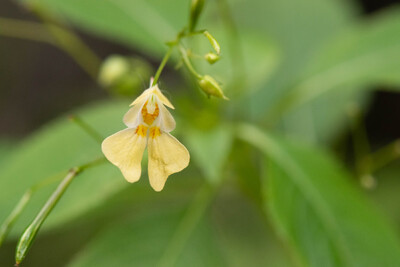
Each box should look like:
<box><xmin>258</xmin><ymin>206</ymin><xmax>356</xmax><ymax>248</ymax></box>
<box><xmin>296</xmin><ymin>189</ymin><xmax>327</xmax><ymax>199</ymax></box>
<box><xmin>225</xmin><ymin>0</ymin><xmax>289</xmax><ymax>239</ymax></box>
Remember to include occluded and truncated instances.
<box><xmin>1</xmin><ymin>0</ymin><xmax>399</xmax><ymax>144</ymax></box>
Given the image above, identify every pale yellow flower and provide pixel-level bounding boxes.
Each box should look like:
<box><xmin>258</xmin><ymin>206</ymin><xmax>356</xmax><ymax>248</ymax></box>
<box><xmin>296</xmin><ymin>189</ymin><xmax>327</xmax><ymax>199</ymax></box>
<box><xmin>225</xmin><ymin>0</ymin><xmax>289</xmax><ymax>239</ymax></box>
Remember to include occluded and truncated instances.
<box><xmin>102</xmin><ymin>83</ymin><xmax>190</xmax><ymax>191</ymax></box>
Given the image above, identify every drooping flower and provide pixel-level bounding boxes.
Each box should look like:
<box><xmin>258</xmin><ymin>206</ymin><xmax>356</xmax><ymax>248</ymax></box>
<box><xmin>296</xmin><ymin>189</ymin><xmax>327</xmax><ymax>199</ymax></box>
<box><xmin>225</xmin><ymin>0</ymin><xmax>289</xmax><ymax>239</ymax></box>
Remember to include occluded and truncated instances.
<box><xmin>101</xmin><ymin>82</ymin><xmax>190</xmax><ymax>191</ymax></box>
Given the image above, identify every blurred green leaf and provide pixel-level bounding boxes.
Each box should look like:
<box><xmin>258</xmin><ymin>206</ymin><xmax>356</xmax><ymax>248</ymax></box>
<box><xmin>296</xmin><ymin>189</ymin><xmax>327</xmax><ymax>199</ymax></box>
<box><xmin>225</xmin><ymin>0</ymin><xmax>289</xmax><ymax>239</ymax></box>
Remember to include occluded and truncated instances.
<box><xmin>0</xmin><ymin>170</ymin><xmax>202</xmax><ymax>266</ymax></box>
<box><xmin>238</xmin><ymin>124</ymin><xmax>400</xmax><ymax>267</ymax></box>
<box><xmin>225</xmin><ymin>0</ymin><xmax>360</xmax><ymax>144</ymax></box>
<box><xmin>185</xmin><ymin>124</ymin><xmax>233</xmax><ymax>183</ymax></box>
<box><xmin>279</xmin><ymin>88</ymin><xmax>370</xmax><ymax>144</ymax></box>
<box><xmin>237</xmin><ymin>0</ymin><xmax>356</xmax><ymax>113</ymax></box>
<box><xmin>368</xmin><ymin>163</ymin><xmax>400</xmax><ymax>225</ymax></box>
<box><xmin>21</xmin><ymin>0</ymin><xmax>189</xmax><ymax>55</ymax></box>
<box><xmin>68</xmin><ymin>182</ymin><xmax>292</xmax><ymax>267</ymax></box>
<box><xmin>211</xmin><ymin>189</ymin><xmax>293</xmax><ymax>267</ymax></box>
<box><xmin>68</xmin><ymin>206</ymin><xmax>226</xmax><ymax>266</ymax></box>
<box><xmin>269</xmin><ymin>7</ymin><xmax>400</xmax><ymax>144</ymax></box>
<box><xmin>275</xmin><ymin>7</ymin><xmax>400</xmax><ymax>115</ymax></box>
<box><xmin>0</xmin><ymin>140</ymin><xmax>14</xmax><ymax>166</ymax></box>
<box><xmin>0</xmin><ymin>100</ymin><xmax>131</xmax><ymax>236</ymax></box>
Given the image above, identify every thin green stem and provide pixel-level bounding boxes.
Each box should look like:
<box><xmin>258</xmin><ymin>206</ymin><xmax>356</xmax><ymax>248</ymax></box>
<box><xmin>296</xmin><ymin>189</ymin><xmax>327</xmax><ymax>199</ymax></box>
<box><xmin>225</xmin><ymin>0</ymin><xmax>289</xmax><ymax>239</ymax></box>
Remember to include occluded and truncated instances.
<box><xmin>69</xmin><ymin>115</ymin><xmax>104</xmax><ymax>144</ymax></box>
<box><xmin>15</xmin><ymin>157</ymin><xmax>106</xmax><ymax>265</ymax></box>
<box><xmin>218</xmin><ymin>0</ymin><xmax>246</xmax><ymax>94</ymax></box>
<box><xmin>0</xmin><ymin>171</ymin><xmax>66</xmax><ymax>249</ymax></box>
<box><xmin>347</xmin><ymin>105</ymin><xmax>371</xmax><ymax>177</ymax></box>
<box><xmin>0</xmin><ymin>14</ymin><xmax>101</xmax><ymax>81</ymax></box>
<box><xmin>152</xmin><ymin>45</ymin><xmax>174</xmax><ymax>86</ymax></box>
<box><xmin>0</xmin><ymin>17</ymin><xmax>55</xmax><ymax>44</ymax></box>
<box><xmin>31</xmin><ymin>4</ymin><xmax>101</xmax><ymax>80</ymax></box>
<box><xmin>178</xmin><ymin>44</ymin><xmax>202</xmax><ymax>79</ymax></box>
<box><xmin>367</xmin><ymin>139</ymin><xmax>400</xmax><ymax>173</ymax></box>
<box><xmin>0</xmin><ymin>190</ymin><xmax>32</xmax><ymax>248</ymax></box>
<box><xmin>157</xmin><ymin>183</ymin><xmax>217</xmax><ymax>267</ymax></box>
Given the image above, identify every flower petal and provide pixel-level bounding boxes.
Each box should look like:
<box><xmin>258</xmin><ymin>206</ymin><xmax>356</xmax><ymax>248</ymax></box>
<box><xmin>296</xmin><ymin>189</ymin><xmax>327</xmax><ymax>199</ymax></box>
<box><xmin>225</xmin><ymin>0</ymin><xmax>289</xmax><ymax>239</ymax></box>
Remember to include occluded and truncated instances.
<box><xmin>102</xmin><ymin>128</ymin><xmax>147</xmax><ymax>183</ymax></box>
<box><xmin>147</xmin><ymin>131</ymin><xmax>190</xmax><ymax>191</ymax></box>
<box><xmin>123</xmin><ymin>99</ymin><xmax>146</xmax><ymax>128</ymax></box>
<box><xmin>159</xmin><ymin>102</ymin><xmax>176</xmax><ymax>132</ymax></box>
<box><xmin>129</xmin><ymin>87</ymin><xmax>152</xmax><ymax>107</ymax></box>
<box><xmin>154</xmin><ymin>86</ymin><xmax>174</xmax><ymax>109</ymax></box>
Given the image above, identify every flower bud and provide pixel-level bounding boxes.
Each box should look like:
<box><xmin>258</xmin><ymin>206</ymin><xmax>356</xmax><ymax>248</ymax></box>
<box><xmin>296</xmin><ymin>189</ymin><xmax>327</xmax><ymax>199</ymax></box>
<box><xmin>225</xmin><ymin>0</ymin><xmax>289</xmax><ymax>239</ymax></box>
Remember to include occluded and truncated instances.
<box><xmin>98</xmin><ymin>55</ymin><xmax>130</xmax><ymax>87</ymax></box>
<box><xmin>198</xmin><ymin>75</ymin><xmax>228</xmax><ymax>100</ymax></box>
<box><xmin>204</xmin><ymin>52</ymin><xmax>220</xmax><ymax>64</ymax></box>
<box><xmin>203</xmin><ymin>31</ymin><xmax>220</xmax><ymax>55</ymax></box>
<box><xmin>189</xmin><ymin>0</ymin><xmax>205</xmax><ymax>32</ymax></box>
<box><xmin>98</xmin><ymin>55</ymin><xmax>152</xmax><ymax>97</ymax></box>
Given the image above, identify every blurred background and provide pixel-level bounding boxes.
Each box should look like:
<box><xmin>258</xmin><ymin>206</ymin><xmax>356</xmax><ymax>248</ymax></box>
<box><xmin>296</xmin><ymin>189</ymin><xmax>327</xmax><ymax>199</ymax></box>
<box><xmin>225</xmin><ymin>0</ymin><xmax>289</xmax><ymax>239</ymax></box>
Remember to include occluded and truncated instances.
<box><xmin>1</xmin><ymin>0</ymin><xmax>400</xmax><ymax>266</ymax></box>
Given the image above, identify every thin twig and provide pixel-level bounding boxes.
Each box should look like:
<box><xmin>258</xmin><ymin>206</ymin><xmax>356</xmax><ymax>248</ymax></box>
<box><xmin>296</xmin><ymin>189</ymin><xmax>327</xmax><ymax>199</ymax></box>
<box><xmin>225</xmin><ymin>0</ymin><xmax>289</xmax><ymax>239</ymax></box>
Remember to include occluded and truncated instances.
<box><xmin>15</xmin><ymin>157</ymin><xmax>106</xmax><ymax>265</ymax></box>
<box><xmin>0</xmin><ymin>17</ymin><xmax>55</xmax><ymax>44</ymax></box>
<box><xmin>69</xmin><ymin>115</ymin><xmax>104</xmax><ymax>144</ymax></box>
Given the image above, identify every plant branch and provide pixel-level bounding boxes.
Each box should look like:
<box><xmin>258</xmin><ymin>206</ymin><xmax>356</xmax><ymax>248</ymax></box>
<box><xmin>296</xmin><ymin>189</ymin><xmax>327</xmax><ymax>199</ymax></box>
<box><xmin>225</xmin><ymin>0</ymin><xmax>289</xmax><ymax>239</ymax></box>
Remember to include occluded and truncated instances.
<box><xmin>0</xmin><ymin>171</ymin><xmax>66</xmax><ymax>249</ymax></box>
<box><xmin>152</xmin><ymin>45</ymin><xmax>174</xmax><ymax>86</ymax></box>
<box><xmin>15</xmin><ymin>156</ymin><xmax>106</xmax><ymax>265</ymax></box>
<box><xmin>0</xmin><ymin>190</ymin><xmax>32</xmax><ymax>248</ymax></box>
<box><xmin>0</xmin><ymin>17</ymin><xmax>55</xmax><ymax>44</ymax></box>
<box><xmin>365</xmin><ymin>139</ymin><xmax>400</xmax><ymax>174</ymax></box>
<box><xmin>178</xmin><ymin>44</ymin><xmax>202</xmax><ymax>79</ymax></box>
<box><xmin>69</xmin><ymin>115</ymin><xmax>104</xmax><ymax>144</ymax></box>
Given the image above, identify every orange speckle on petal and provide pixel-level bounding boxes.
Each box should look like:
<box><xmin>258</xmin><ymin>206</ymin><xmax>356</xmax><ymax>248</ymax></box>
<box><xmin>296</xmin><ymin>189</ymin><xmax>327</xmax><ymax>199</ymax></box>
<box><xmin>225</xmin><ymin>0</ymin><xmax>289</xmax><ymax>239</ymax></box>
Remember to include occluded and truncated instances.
<box><xmin>135</xmin><ymin>125</ymin><xmax>148</xmax><ymax>137</ymax></box>
<box><xmin>149</xmin><ymin>127</ymin><xmax>161</xmax><ymax>139</ymax></box>
<box><xmin>141</xmin><ymin>101</ymin><xmax>159</xmax><ymax>126</ymax></box>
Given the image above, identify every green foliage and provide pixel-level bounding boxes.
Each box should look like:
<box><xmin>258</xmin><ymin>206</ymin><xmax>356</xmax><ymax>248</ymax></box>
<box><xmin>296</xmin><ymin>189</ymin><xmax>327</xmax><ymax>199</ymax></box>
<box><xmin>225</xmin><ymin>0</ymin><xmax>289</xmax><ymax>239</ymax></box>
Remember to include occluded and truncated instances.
<box><xmin>278</xmin><ymin>7</ymin><xmax>400</xmax><ymax>113</ymax></box>
<box><xmin>0</xmin><ymin>141</ymin><xmax>14</xmax><ymax>166</ymax></box>
<box><xmin>185</xmin><ymin>125</ymin><xmax>233</xmax><ymax>183</ymax></box>
<box><xmin>2</xmin><ymin>0</ymin><xmax>400</xmax><ymax>266</ymax></box>
<box><xmin>66</xmin><ymin>184</ymin><xmax>289</xmax><ymax>267</ymax></box>
<box><xmin>21</xmin><ymin>0</ymin><xmax>188</xmax><ymax>55</ymax></box>
<box><xmin>0</xmin><ymin>101</ymin><xmax>129</xmax><ymax>236</ymax></box>
<box><xmin>238</xmin><ymin>124</ymin><xmax>400</xmax><ymax>266</ymax></box>
<box><xmin>68</xmin><ymin>208</ymin><xmax>225</xmax><ymax>267</ymax></box>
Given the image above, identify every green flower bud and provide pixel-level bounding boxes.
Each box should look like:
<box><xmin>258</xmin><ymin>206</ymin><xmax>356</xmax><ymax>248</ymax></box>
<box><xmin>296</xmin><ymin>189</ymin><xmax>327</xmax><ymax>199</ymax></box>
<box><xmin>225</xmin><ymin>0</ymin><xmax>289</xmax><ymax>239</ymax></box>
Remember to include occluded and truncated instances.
<box><xmin>204</xmin><ymin>52</ymin><xmax>220</xmax><ymax>64</ymax></box>
<box><xmin>189</xmin><ymin>0</ymin><xmax>205</xmax><ymax>32</ymax></box>
<box><xmin>203</xmin><ymin>31</ymin><xmax>220</xmax><ymax>55</ymax></box>
<box><xmin>98</xmin><ymin>55</ymin><xmax>152</xmax><ymax>97</ymax></box>
<box><xmin>98</xmin><ymin>55</ymin><xmax>130</xmax><ymax>87</ymax></box>
<box><xmin>198</xmin><ymin>75</ymin><xmax>228</xmax><ymax>100</ymax></box>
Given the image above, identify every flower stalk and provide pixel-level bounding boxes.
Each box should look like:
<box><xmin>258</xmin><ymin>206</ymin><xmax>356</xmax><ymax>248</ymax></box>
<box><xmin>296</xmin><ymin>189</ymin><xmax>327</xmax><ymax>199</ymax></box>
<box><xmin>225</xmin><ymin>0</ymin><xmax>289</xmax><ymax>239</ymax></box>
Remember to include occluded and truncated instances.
<box><xmin>69</xmin><ymin>115</ymin><xmax>104</xmax><ymax>144</ymax></box>
<box><xmin>188</xmin><ymin>0</ymin><xmax>205</xmax><ymax>32</ymax></box>
<box><xmin>152</xmin><ymin>45</ymin><xmax>175</xmax><ymax>86</ymax></box>
<box><xmin>0</xmin><ymin>190</ymin><xmax>32</xmax><ymax>248</ymax></box>
<box><xmin>15</xmin><ymin>157</ymin><xmax>106</xmax><ymax>265</ymax></box>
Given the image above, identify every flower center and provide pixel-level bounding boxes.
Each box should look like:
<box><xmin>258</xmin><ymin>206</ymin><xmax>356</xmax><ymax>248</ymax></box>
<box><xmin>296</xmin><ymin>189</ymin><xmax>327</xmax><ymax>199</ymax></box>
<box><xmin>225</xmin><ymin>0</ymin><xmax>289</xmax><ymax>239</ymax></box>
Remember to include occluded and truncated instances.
<box><xmin>141</xmin><ymin>99</ymin><xmax>159</xmax><ymax>126</ymax></box>
<box><xmin>149</xmin><ymin>127</ymin><xmax>161</xmax><ymax>139</ymax></box>
<box><xmin>135</xmin><ymin>125</ymin><xmax>148</xmax><ymax>137</ymax></box>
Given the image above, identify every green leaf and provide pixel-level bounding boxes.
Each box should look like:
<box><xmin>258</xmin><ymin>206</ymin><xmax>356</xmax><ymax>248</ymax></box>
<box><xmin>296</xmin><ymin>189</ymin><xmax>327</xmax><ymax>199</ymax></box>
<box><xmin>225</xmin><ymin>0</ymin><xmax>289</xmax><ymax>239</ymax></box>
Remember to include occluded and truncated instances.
<box><xmin>21</xmin><ymin>0</ymin><xmax>189</xmax><ymax>55</ymax></box>
<box><xmin>368</xmin><ymin>163</ymin><xmax>400</xmax><ymax>225</ymax></box>
<box><xmin>68</xmin><ymin>203</ymin><xmax>226</xmax><ymax>267</ymax></box>
<box><xmin>279</xmin><ymin>88</ymin><xmax>370</xmax><ymax>144</ymax></box>
<box><xmin>0</xmin><ymin>100</ymin><xmax>130</xmax><ymax>236</ymax></box>
<box><xmin>229</xmin><ymin>0</ymin><xmax>361</xmax><ymax>144</ymax></box>
<box><xmin>237</xmin><ymin>124</ymin><xmax>400</xmax><ymax>267</ymax></box>
<box><xmin>185</xmin><ymin>125</ymin><xmax>233</xmax><ymax>183</ymax></box>
<box><xmin>0</xmin><ymin>140</ymin><xmax>15</xmax><ymax>166</ymax></box>
<box><xmin>211</xmin><ymin>189</ymin><xmax>293</xmax><ymax>267</ymax></box>
<box><xmin>273</xmin><ymin>7</ymin><xmax>400</xmax><ymax>117</ymax></box>
<box><xmin>238</xmin><ymin>0</ymin><xmax>356</xmax><ymax>113</ymax></box>
<box><xmin>68</xmin><ymin>181</ymin><xmax>292</xmax><ymax>266</ymax></box>
<box><xmin>267</xmin><ymin>7</ymin><xmax>400</xmax><ymax>144</ymax></box>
